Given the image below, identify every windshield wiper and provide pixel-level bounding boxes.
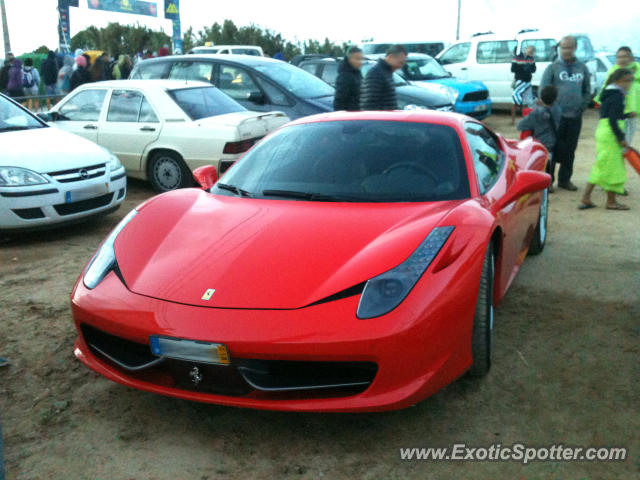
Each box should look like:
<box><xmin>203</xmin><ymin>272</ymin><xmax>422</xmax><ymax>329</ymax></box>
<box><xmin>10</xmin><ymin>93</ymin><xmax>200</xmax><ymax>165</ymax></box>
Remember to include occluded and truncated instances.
<box><xmin>261</xmin><ymin>189</ymin><xmax>367</xmax><ymax>202</ymax></box>
<box><xmin>216</xmin><ymin>183</ymin><xmax>253</xmax><ymax>197</ymax></box>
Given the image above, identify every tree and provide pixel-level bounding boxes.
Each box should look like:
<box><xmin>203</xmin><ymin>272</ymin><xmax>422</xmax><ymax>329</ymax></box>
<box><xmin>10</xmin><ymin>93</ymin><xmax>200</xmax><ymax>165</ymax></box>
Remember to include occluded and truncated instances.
<box><xmin>32</xmin><ymin>45</ymin><xmax>51</xmax><ymax>54</ymax></box>
<box><xmin>71</xmin><ymin>23</ymin><xmax>171</xmax><ymax>56</ymax></box>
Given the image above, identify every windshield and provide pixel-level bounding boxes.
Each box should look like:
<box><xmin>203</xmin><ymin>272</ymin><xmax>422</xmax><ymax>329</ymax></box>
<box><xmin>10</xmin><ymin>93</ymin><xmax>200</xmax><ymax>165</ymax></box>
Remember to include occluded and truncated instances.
<box><xmin>214</xmin><ymin>120</ymin><xmax>470</xmax><ymax>203</ymax></box>
<box><xmin>402</xmin><ymin>57</ymin><xmax>449</xmax><ymax>80</ymax></box>
<box><xmin>361</xmin><ymin>62</ymin><xmax>407</xmax><ymax>86</ymax></box>
<box><xmin>253</xmin><ymin>63</ymin><xmax>334</xmax><ymax>99</ymax></box>
<box><xmin>168</xmin><ymin>86</ymin><xmax>245</xmax><ymax>120</ymax></box>
<box><xmin>0</xmin><ymin>96</ymin><xmax>44</xmax><ymax>132</ymax></box>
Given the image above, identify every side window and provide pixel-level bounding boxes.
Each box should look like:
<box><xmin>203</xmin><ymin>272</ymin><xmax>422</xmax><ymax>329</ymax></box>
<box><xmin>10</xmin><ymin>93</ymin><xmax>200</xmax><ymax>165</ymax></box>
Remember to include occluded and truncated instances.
<box><xmin>217</xmin><ymin>65</ymin><xmax>259</xmax><ymax>101</ymax></box>
<box><xmin>575</xmin><ymin>36</ymin><xmax>595</xmax><ymax>63</ymax></box>
<box><xmin>520</xmin><ymin>39</ymin><xmax>557</xmax><ymax>62</ymax></box>
<box><xmin>477</xmin><ymin>41</ymin><xmax>518</xmax><ymax>64</ymax></box>
<box><xmin>254</xmin><ymin>76</ymin><xmax>291</xmax><ymax>106</ymax></box>
<box><xmin>139</xmin><ymin>98</ymin><xmax>159</xmax><ymax>123</ymax></box>
<box><xmin>464</xmin><ymin>122</ymin><xmax>504</xmax><ymax>194</ymax></box>
<box><xmin>136</xmin><ymin>61</ymin><xmax>170</xmax><ymax>79</ymax></box>
<box><xmin>321</xmin><ymin>64</ymin><xmax>338</xmax><ymax>86</ymax></box>
<box><xmin>596</xmin><ymin>59</ymin><xmax>608</xmax><ymax>73</ymax></box>
<box><xmin>168</xmin><ymin>61</ymin><xmax>214</xmax><ymax>83</ymax></box>
<box><xmin>107</xmin><ymin>90</ymin><xmax>143</xmax><ymax>122</ymax></box>
<box><xmin>300</xmin><ymin>63</ymin><xmax>318</xmax><ymax>75</ymax></box>
<box><xmin>439</xmin><ymin>43</ymin><xmax>471</xmax><ymax>65</ymax></box>
<box><xmin>58</xmin><ymin>89</ymin><xmax>107</xmax><ymax>121</ymax></box>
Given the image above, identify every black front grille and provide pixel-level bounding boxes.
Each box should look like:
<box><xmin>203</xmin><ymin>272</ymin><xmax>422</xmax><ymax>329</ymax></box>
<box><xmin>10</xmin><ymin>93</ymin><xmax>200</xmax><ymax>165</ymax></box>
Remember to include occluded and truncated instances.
<box><xmin>12</xmin><ymin>207</ymin><xmax>45</xmax><ymax>219</ymax></box>
<box><xmin>53</xmin><ymin>193</ymin><xmax>113</xmax><ymax>216</ymax></box>
<box><xmin>82</xmin><ymin>324</ymin><xmax>159</xmax><ymax>369</ymax></box>
<box><xmin>219</xmin><ymin>160</ymin><xmax>236</xmax><ymax>175</ymax></box>
<box><xmin>117</xmin><ymin>188</ymin><xmax>125</xmax><ymax>200</ymax></box>
<box><xmin>462</xmin><ymin>90</ymin><xmax>489</xmax><ymax>102</ymax></box>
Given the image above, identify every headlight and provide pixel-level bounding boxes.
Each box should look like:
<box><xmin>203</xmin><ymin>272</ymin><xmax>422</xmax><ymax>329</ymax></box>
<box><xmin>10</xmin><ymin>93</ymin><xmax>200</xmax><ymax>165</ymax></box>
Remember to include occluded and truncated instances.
<box><xmin>107</xmin><ymin>154</ymin><xmax>122</xmax><ymax>172</ymax></box>
<box><xmin>0</xmin><ymin>167</ymin><xmax>49</xmax><ymax>187</ymax></box>
<box><xmin>83</xmin><ymin>209</ymin><xmax>138</xmax><ymax>289</ymax></box>
<box><xmin>357</xmin><ymin>226</ymin><xmax>454</xmax><ymax>319</ymax></box>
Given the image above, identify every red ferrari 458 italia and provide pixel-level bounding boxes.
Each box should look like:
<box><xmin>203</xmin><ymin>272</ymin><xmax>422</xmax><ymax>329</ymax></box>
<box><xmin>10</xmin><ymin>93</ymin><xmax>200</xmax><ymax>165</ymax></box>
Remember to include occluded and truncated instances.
<box><xmin>71</xmin><ymin>111</ymin><xmax>551</xmax><ymax>412</ymax></box>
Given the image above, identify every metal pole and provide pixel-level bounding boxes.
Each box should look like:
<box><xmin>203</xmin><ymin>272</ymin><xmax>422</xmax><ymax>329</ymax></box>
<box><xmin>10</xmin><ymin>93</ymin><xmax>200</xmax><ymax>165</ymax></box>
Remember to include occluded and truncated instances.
<box><xmin>0</xmin><ymin>0</ymin><xmax>11</xmax><ymax>57</ymax></box>
<box><xmin>456</xmin><ymin>0</ymin><xmax>461</xmax><ymax>41</ymax></box>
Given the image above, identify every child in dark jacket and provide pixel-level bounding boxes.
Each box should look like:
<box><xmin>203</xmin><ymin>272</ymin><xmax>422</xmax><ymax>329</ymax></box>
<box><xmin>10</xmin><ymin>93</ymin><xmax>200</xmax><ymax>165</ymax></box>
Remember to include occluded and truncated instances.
<box><xmin>517</xmin><ymin>85</ymin><xmax>561</xmax><ymax>189</ymax></box>
<box><xmin>580</xmin><ymin>68</ymin><xmax>635</xmax><ymax>211</ymax></box>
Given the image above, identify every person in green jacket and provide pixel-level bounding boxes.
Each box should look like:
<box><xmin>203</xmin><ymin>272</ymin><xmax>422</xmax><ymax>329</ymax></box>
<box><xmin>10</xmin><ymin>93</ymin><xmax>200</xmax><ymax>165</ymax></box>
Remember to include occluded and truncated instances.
<box><xmin>581</xmin><ymin>68</ymin><xmax>635</xmax><ymax>211</ymax></box>
<box><xmin>595</xmin><ymin>46</ymin><xmax>640</xmax><ymax>144</ymax></box>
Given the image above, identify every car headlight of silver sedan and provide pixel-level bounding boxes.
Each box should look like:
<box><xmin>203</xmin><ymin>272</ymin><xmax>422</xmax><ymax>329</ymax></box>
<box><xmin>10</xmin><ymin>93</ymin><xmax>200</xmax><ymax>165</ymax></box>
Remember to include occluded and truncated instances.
<box><xmin>84</xmin><ymin>209</ymin><xmax>138</xmax><ymax>289</ymax></box>
<box><xmin>107</xmin><ymin>154</ymin><xmax>122</xmax><ymax>172</ymax></box>
<box><xmin>0</xmin><ymin>167</ymin><xmax>49</xmax><ymax>187</ymax></box>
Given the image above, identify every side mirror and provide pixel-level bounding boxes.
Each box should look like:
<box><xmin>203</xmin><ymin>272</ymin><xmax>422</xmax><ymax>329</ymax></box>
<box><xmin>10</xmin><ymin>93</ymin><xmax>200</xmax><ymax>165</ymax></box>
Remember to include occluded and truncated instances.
<box><xmin>247</xmin><ymin>91</ymin><xmax>265</xmax><ymax>105</ymax></box>
<box><xmin>491</xmin><ymin>170</ymin><xmax>551</xmax><ymax>214</ymax></box>
<box><xmin>37</xmin><ymin>112</ymin><xmax>55</xmax><ymax>122</ymax></box>
<box><xmin>192</xmin><ymin>165</ymin><xmax>218</xmax><ymax>190</ymax></box>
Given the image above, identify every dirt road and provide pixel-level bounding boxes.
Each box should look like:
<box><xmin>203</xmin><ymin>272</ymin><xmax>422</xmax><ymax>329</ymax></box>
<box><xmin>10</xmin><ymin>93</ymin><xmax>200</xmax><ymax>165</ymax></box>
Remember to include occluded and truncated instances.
<box><xmin>1</xmin><ymin>110</ymin><xmax>638</xmax><ymax>480</ymax></box>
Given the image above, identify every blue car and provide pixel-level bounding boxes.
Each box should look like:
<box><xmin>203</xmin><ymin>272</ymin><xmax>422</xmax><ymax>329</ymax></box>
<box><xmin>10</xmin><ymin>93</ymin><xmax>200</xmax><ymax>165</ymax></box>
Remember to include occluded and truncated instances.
<box><xmin>401</xmin><ymin>54</ymin><xmax>492</xmax><ymax>119</ymax></box>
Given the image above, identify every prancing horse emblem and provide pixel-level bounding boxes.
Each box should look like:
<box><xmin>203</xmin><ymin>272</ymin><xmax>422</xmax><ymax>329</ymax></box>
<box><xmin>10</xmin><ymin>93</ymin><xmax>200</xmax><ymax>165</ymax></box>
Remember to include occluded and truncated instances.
<box><xmin>201</xmin><ymin>288</ymin><xmax>215</xmax><ymax>301</ymax></box>
<box><xmin>189</xmin><ymin>366</ymin><xmax>202</xmax><ymax>386</ymax></box>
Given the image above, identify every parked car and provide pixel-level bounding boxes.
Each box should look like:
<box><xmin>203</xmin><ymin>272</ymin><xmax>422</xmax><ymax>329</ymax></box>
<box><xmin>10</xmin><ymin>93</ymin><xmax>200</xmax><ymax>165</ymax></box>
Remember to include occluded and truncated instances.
<box><xmin>437</xmin><ymin>31</ymin><xmax>598</xmax><ymax>105</ymax></box>
<box><xmin>362</xmin><ymin>40</ymin><xmax>447</xmax><ymax>58</ymax></box>
<box><xmin>290</xmin><ymin>53</ymin><xmax>331</xmax><ymax>66</ymax></box>
<box><xmin>0</xmin><ymin>93</ymin><xmax>125</xmax><ymax>231</ymax></box>
<box><xmin>188</xmin><ymin>45</ymin><xmax>264</xmax><ymax>56</ymax></box>
<box><xmin>299</xmin><ymin>58</ymin><xmax>454</xmax><ymax>111</ymax></box>
<box><xmin>41</xmin><ymin>80</ymin><xmax>288</xmax><ymax>192</ymax></box>
<box><xmin>130</xmin><ymin>55</ymin><xmax>336</xmax><ymax>120</ymax></box>
<box><xmin>400</xmin><ymin>54</ymin><xmax>491</xmax><ymax>119</ymax></box>
<box><xmin>70</xmin><ymin>110</ymin><xmax>551</xmax><ymax>411</ymax></box>
<box><xmin>593</xmin><ymin>52</ymin><xmax>617</xmax><ymax>95</ymax></box>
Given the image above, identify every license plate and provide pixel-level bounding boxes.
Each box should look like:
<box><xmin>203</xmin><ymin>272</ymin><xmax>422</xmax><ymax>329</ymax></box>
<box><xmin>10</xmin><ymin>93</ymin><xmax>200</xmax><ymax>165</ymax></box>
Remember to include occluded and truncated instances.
<box><xmin>474</xmin><ymin>105</ymin><xmax>488</xmax><ymax>112</ymax></box>
<box><xmin>66</xmin><ymin>183</ymin><xmax>109</xmax><ymax>203</ymax></box>
<box><xmin>149</xmin><ymin>336</ymin><xmax>231</xmax><ymax>365</ymax></box>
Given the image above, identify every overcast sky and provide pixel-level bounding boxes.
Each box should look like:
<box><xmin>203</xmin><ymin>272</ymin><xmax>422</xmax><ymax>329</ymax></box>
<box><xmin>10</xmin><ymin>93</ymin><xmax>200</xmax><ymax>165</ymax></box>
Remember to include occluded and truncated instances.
<box><xmin>2</xmin><ymin>0</ymin><xmax>639</xmax><ymax>57</ymax></box>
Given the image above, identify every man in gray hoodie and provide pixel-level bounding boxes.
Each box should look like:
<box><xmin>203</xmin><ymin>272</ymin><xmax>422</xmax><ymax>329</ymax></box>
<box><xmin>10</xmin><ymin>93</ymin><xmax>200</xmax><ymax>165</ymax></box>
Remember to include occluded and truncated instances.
<box><xmin>540</xmin><ymin>36</ymin><xmax>591</xmax><ymax>191</ymax></box>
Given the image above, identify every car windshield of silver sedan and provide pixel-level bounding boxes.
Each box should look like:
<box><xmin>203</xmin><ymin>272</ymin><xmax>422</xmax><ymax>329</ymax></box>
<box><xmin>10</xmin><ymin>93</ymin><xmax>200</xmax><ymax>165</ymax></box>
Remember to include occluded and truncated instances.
<box><xmin>168</xmin><ymin>86</ymin><xmax>246</xmax><ymax>120</ymax></box>
<box><xmin>0</xmin><ymin>97</ymin><xmax>45</xmax><ymax>132</ymax></box>
<box><xmin>254</xmin><ymin>63</ymin><xmax>335</xmax><ymax>99</ymax></box>
<box><xmin>214</xmin><ymin>120</ymin><xmax>470</xmax><ymax>203</ymax></box>
<box><xmin>403</xmin><ymin>58</ymin><xmax>450</xmax><ymax>80</ymax></box>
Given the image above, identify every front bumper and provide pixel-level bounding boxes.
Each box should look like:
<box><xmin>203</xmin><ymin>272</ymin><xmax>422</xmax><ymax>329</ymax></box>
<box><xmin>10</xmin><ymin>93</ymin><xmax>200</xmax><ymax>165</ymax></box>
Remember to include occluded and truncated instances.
<box><xmin>70</xmin><ymin>245</ymin><xmax>485</xmax><ymax>412</ymax></box>
<box><xmin>455</xmin><ymin>99</ymin><xmax>492</xmax><ymax>119</ymax></box>
<box><xmin>0</xmin><ymin>168</ymin><xmax>126</xmax><ymax>231</ymax></box>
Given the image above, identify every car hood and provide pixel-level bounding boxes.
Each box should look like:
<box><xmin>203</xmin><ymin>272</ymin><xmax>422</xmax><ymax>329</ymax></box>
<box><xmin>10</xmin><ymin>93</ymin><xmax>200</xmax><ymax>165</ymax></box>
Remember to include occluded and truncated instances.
<box><xmin>397</xmin><ymin>84</ymin><xmax>450</xmax><ymax>107</ymax></box>
<box><xmin>2</xmin><ymin>126</ymin><xmax>112</xmax><ymax>172</ymax></box>
<box><xmin>421</xmin><ymin>77</ymin><xmax>487</xmax><ymax>94</ymax></box>
<box><xmin>116</xmin><ymin>189</ymin><xmax>461</xmax><ymax>309</ymax></box>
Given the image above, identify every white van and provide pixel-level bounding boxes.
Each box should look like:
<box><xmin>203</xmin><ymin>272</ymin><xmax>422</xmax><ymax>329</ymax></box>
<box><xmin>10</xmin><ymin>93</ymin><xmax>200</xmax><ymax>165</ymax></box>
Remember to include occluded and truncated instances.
<box><xmin>436</xmin><ymin>31</ymin><xmax>597</xmax><ymax>106</ymax></box>
<box><xmin>188</xmin><ymin>45</ymin><xmax>264</xmax><ymax>57</ymax></box>
<box><xmin>363</xmin><ymin>41</ymin><xmax>447</xmax><ymax>59</ymax></box>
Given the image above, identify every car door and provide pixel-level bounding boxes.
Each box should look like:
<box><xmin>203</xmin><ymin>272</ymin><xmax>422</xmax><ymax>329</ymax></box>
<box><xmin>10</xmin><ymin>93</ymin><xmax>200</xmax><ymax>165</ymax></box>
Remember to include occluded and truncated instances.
<box><xmin>97</xmin><ymin>89</ymin><xmax>161</xmax><ymax>173</ymax></box>
<box><xmin>319</xmin><ymin>63</ymin><xmax>339</xmax><ymax>87</ymax></box>
<box><xmin>473</xmin><ymin>40</ymin><xmax>518</xmax><ymax>104</ymax></box>
<box><xmin>52</xmin><ymin>88</ymin><xmax>108</xmax><ymax>143</ymax></box>
<box><xmin>214</xmin><ymin>63</ymin><xmax>270</xmax><ymax>112</ymax></box>
<box><xmin>438</xmin><ymin>42</ymin><xmax>472</xmax><ymax>80</ymax></box>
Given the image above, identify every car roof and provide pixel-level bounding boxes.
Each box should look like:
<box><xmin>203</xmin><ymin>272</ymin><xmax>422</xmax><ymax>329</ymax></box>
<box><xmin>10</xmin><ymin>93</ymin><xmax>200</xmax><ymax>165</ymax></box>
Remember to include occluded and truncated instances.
<box><xmin>288</xmin><ymin>110</ymin><xmax>473</xmax><ymax>130</ymax></box>
<box><xmin>192</xmin><ymin>45</ymin><xmax>261</xmax><ymax>49</ymax></box>
<box><xmin>140</xmin><ymin>54</ymin><xmax>281</xmax><ymax>67</ymax></box>
<box><xmin>75</xmin><ymin>79</ymin><xmax>212</xmax><ymax>91</ymax></box>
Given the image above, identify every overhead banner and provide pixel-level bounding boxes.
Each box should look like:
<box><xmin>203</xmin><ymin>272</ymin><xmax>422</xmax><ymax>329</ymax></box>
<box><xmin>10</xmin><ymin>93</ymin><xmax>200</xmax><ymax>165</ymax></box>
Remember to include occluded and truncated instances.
<box><xmin>58</xmin><ymin>0</ymin><xmax>72</xmax><ymax>53</ymax></box>
<box><xmin>87</xmin><ymin>0</ymin><xmax>158</xmax><ymax>17</ymax></box>
<box><xmin>164</xmin><ymin>0</ymin><xmax>182</xmax><ymax>53</ymax></box>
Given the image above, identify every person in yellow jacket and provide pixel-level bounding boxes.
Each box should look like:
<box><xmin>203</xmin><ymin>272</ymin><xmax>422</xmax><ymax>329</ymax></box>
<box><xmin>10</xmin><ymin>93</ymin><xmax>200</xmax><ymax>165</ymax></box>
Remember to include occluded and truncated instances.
<box><xmin>581</xmin><ymin>68</ymin><xmax>635</xmax><ymax>211</ymax></box>
<box><xmin>595</xmin><ymin>46</ymin><xmax>640</xmax><ymax>144</ymax></box>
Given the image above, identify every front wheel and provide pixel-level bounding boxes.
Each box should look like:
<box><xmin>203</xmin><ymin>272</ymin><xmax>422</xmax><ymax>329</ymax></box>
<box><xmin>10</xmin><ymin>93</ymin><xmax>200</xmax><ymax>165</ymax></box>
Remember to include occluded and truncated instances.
<box><xmin>528</xmin><ymin>188</ymin><xmax>549</xmax><ymax>255</ymax></box>
<box><xmin>148</xmin><ymin>151</ymin><xmax>193</xmax><ymax>192</ymax></box>
<box><xmin>469</xmin><ymin>244</ymin><xmax>495</xmax><ymax>377</ymax></box>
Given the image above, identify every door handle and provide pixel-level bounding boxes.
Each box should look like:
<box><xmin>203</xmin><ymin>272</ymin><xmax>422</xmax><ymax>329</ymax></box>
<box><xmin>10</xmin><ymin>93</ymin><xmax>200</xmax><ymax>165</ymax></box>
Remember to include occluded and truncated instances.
<box><xmin>83</xmin><ymin>124</ymin><xmax>97</xmax><ymax>130</ymax></box>
<box><xmin>140</xmin><ymin>126</ymin><xmax>156</xmax><ymax>132</ymax></box>
<box><xmin>460</xmin><ymin>67</ymin><xmax>468</xmax><ymax>71</ymax></box>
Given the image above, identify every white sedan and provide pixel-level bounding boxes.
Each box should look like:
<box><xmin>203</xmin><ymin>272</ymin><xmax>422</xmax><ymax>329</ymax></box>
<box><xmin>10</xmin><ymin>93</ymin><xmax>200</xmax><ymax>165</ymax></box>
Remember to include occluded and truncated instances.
<box><xmin>0</xmin><ymin>93</ymin><xmax>126</xmax><ymax>231</ymax></box>
<box><xmin>43</xmin><ymin>80</ymin><xmax>289</xmax><ymax>191</ymax></box>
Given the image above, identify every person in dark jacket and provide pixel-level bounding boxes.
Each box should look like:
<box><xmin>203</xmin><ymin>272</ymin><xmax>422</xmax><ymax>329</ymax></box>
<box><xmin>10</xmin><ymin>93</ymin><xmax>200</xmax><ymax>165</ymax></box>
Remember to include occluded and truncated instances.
<box><xmin>0</xmin><ymin>53</ymin><xmax>14</xmax><ymax>93</ymax></box>
<box><xmin>69</xmin><ymin>55</ymin><xmax>92</xmax><ymax>92</ymax></box>
<box><xmin>6</xmin><ymin>58</ymin><xmax>24</xmax><ymax>98</ymax></box>
<box><xmin>41</xmin><ymin>50</ymin><xmax>59</xmax><ymax>96</ymax></box>
<box><xmin>333</xmin><ymin>46</ymin><xmax>364</xmax><ymax>111</ymax></box>
<box><xmin>511</xmin><ymin>45</ymin><xmax>536</xmax><ymax>124</ymax></box>
<box><xmin>580</xmin><ymin>68</ymin><xmax>635</xmax><ymax>210</ymax></box>
<box><xmin>360</xmin><ymin>44</ymin><xmax>407</xmax><ymax>111</ymax></box>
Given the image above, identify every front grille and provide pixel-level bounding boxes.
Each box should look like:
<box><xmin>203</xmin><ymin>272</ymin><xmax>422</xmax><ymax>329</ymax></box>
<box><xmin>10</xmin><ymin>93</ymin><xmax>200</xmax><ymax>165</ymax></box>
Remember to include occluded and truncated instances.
<box><xmin>81</xmin><ymin>324</ymin><xmax>378</xmax><ymax>399</ymax></box>
<box><xmin>219</xmin><ymin>160</ymin><xmax>236</xmax><ymax>175</ymax></box>
<box><xmin>48</xmin><ymin>163</ymin><xmax>106</xmax><ymax>183</ymax></box>
<box><xmin>12</xmin><ymin>207</ymin><xmax>45</xmax><ymax>219</ymax></box>
<box><xmin>462</xmin><ymin>90</ymin><xmax>489</xmax><ymax>102</ymax></box>
<box><xmin>117</xmin><ymin>188</ymin><xmax>125</xmax><ymax>200</ymax></box>
<box><xmin>53</xmin><ymin>193</ymin><xmax>113</xmax><ymax>216</ymax></box>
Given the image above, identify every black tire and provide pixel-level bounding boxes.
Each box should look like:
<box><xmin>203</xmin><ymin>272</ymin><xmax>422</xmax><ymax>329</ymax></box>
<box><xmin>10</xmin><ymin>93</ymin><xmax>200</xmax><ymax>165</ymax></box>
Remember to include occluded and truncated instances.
<box><xmin>469</xmin><ymin>244</ymin><xmax>495</xmax><ymax>377</ymax></box>
<box><xmin>147</xmin><ymin>151</ymin><xmax>193</xmax><ymax>192</ymax></box>
<box><xmin>528</xmin><ymin>188</ymin><xmax>549</xmax><ymax>256</ymax></box>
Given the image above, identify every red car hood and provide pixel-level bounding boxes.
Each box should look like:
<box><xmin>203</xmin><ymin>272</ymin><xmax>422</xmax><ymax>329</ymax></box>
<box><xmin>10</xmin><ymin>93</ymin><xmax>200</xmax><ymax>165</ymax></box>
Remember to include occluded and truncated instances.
<box><xmin>115</xmin><ymin>189</ymin><xmax>460</xmax><ymax>309</ymax></box>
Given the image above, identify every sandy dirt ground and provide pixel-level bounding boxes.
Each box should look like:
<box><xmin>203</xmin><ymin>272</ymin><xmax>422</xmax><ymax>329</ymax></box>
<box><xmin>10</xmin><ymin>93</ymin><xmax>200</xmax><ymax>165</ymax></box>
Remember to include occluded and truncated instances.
<box><xmin>1</xmin><ymin>110</ymin><xmax>638</xmax><ymax>480</ymax></box>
